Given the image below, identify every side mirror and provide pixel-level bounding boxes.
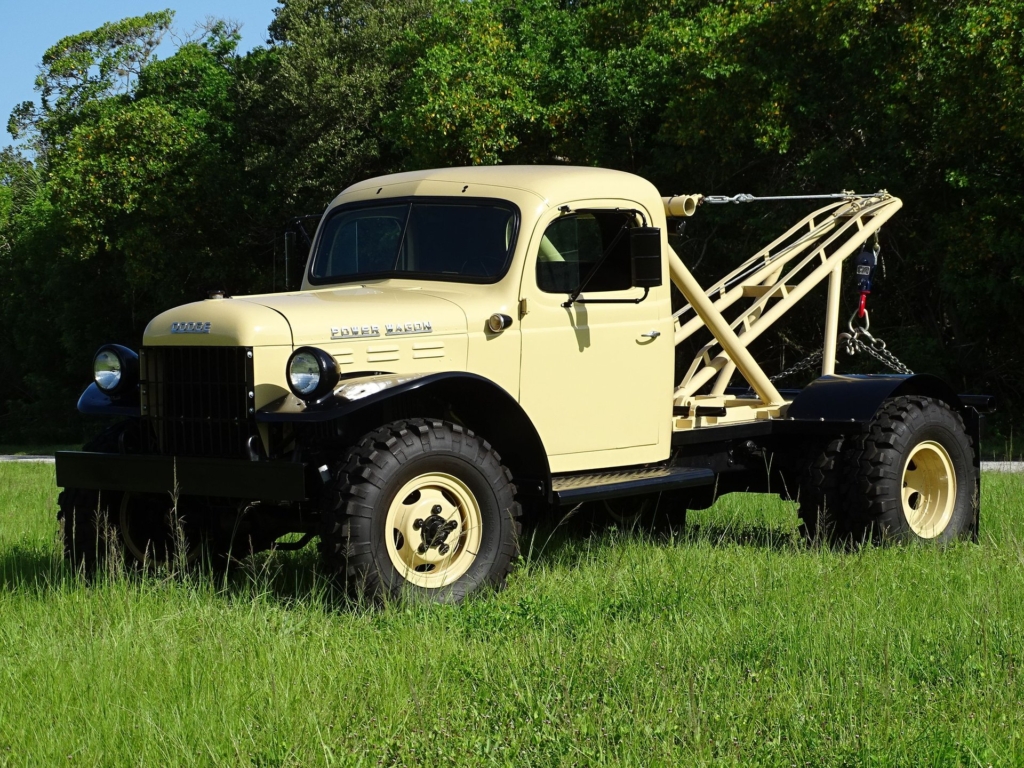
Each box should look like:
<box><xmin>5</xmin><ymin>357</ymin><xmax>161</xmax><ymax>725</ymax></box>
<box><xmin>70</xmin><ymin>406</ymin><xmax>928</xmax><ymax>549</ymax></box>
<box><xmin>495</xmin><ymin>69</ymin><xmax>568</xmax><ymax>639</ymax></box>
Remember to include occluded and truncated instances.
<box><xmin>630</xmin><ymin>226</ymin><xmax>663</xmax><ymax>288</ymax></box>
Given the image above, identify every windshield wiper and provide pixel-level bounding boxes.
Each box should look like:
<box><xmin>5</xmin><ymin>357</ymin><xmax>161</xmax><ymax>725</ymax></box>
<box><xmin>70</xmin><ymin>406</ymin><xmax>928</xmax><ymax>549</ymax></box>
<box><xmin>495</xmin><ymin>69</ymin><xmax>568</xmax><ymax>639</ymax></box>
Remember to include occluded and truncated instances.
<box><xmin>562</xmin><ymin>224</ymin><xmax>628</xmax><ymax>308</ymax></box>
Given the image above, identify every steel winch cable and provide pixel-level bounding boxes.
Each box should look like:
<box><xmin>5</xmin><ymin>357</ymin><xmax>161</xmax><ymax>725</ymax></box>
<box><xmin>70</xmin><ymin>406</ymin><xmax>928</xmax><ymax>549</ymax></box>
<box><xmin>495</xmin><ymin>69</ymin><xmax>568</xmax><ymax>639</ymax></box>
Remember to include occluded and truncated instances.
<box><xmin>672</xmin><ymin>194</ymin><xmax>890</xmax><ymax>322</ymax></box>
<box><xmin>701</xmin><ymin>191</ymin><xmax>888</xmax><ymax>204</ymax></box>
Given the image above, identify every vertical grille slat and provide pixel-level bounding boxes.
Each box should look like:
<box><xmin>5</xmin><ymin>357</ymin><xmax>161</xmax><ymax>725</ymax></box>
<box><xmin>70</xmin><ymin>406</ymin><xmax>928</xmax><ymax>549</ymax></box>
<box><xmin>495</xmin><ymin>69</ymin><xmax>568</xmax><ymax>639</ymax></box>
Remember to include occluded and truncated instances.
<box><xmin>141</xmin><ymin>346</ymin><xmax>255</xmax><ymax>459</ymax></box>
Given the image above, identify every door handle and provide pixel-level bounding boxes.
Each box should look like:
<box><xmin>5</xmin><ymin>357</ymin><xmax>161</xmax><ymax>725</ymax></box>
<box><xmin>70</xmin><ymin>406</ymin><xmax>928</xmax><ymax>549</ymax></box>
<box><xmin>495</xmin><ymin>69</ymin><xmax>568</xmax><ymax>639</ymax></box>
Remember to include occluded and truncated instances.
<box><xmin>640</xmin><ymin>330</ymin><xmax>661</xmax><ymax>339</ymax></box>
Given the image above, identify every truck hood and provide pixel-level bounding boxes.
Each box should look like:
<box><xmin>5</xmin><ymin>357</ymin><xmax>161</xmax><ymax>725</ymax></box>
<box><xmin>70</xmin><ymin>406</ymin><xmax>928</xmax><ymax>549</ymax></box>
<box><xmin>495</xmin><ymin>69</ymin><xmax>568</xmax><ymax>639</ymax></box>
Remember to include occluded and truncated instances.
<box><xmin>144</xmin><ymin>298</ymin><xmax>293</xmax><ymax>347</ymax></box>
<box><xmin>240</xmin><ymin>285</ymin><xmax>468</xmax><ymax>346</ymax></box>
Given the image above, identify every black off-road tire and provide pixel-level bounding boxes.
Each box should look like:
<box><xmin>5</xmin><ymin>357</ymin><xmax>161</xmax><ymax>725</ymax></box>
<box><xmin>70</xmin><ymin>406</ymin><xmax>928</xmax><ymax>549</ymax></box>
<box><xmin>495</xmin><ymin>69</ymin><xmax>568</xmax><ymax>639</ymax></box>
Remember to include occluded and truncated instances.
<box><xmin>58</xmin><ymin>421</ymin><xmax>229</xmax><ymax>573</ymax></box>
<box><xmin>57</xmin><ymin>423</ymin><xmax>127</xmax><ymax>572</ymax></box>
<box><xmin>319</xmin><ymin>418</ymin><xmax>522</xmax><ymax>603</ymax></box>
<box><xmin>843</xmin><ymin>396</ymin><xmax>976</xmax><ymax>545</ymax></box>
<box><xmin>793</xmin><ymin>437</ymin><xmax>850</xmax><ymax>545</ymax></box>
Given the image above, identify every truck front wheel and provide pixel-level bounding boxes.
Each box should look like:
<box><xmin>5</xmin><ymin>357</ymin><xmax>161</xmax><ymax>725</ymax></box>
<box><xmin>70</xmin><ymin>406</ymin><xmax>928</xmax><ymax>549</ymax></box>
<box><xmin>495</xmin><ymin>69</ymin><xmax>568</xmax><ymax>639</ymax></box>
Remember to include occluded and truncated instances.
<box><xmin>58</xmin><ymin>422</ymin><xmax>226</xmax><ymax>572</ymax></box>
<box><xmin>319</xmin><ymin>419</ymin><xmax>522</xmax><ymax>603</ymax></box>
<box><xmin>843</xmin><ymin>396</ymin><xmax>977</xmax><ymax>544</ymax></box>
<box><xmin>60</xmin><ymin>486</ymin><xmax>215</xmax><ymax>572</ymax></box>
<box><xmin>58</xmin><ymin>422</ymin><xmax>128</xmax><ymax>572</ymax></box>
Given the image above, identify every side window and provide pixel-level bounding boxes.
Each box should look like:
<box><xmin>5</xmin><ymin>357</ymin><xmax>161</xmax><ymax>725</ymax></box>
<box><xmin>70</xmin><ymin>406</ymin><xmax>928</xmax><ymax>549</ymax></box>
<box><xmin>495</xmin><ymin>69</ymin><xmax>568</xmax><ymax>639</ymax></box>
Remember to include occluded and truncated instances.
<box><xmin>536</xmin><ymin>211</ymin><xmax>633</xmax><ymax>294</ymax></box>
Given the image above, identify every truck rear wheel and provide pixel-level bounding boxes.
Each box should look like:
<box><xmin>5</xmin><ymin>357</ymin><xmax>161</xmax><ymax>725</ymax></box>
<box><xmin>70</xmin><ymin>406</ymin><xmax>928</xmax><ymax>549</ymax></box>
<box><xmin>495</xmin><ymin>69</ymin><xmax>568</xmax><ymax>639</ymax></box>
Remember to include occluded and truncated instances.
<box><xmin>794</xmin><ymin>437</ymin><xmax>850</xmax><ymax>545</ymax></box>
<box><xmin>319</xmin><ymin>419</ymin><xmax>521</xmax><ymax>603</ymax></box>
<box><xmin>843</xmin><ymin>396</ymin><xmax>976</xmax><ymax>544</ymax></box>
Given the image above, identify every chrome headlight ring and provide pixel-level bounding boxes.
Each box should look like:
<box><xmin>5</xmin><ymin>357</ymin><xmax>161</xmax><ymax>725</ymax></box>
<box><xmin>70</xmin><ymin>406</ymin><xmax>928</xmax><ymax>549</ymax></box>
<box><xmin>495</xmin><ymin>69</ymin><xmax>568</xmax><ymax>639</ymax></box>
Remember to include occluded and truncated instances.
<box><xmin>92</xmin><ymin>344</ymin><xmax>139</xmax><ymax>396</ymax></box>
<box><xmin>286</xmin><ymin>347</ymin><xmax>341</xmax><ymax>401</ymax></box>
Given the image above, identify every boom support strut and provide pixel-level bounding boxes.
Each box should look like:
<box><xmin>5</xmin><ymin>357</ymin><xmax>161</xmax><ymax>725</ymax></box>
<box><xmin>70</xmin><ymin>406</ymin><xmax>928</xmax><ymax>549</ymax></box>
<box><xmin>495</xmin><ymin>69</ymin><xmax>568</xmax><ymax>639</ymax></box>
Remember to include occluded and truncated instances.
<box><xmin>664</xmin><ymin>193</ymin><xmax>903</xmax><ymax>408</ymax></box>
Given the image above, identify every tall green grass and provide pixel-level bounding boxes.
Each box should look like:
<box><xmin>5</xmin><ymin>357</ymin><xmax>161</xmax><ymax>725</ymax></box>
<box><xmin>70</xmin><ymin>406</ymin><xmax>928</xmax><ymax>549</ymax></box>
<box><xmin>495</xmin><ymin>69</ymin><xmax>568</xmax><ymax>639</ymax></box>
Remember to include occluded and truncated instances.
<box><xmin>1</xmin><ymin>463</ymin><xmax>1023</xmax><ymax>766</ymax></box>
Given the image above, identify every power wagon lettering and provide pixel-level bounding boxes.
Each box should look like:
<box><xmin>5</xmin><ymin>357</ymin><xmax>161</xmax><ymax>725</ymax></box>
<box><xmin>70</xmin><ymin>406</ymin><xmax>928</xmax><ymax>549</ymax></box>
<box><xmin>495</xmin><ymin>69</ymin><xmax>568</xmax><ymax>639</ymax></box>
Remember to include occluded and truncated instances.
<box><xmin>330</xmin><ymin>321</ymin><xmax>433</xmax><ymax>339</ymax></box>
<box><xmin>331</xmin><ymin>325</ymin><xmax>380</xmax><ymax>339</ymax></box>
<box><xmin>385</xmin><ymin>321</ymin><xmax>433</xmax><ymax>336</ymax></box>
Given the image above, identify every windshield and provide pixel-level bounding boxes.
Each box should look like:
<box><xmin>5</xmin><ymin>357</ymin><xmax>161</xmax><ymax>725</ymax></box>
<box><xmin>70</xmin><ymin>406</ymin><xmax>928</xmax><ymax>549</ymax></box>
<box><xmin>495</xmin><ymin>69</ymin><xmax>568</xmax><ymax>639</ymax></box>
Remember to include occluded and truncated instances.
<box><xmin>308</xmin><ymin>199</ymin><xmax>519</xmax><ymax>284</ymax></box>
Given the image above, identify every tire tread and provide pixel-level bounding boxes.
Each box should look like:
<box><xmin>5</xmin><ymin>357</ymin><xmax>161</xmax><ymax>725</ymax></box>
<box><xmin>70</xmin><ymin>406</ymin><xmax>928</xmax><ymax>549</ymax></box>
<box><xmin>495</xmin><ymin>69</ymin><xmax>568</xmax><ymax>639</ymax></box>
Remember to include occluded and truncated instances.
<box><xmin>318</xmin><ymin>418</ymin><xmax>522</xmax><ymax>601</ymax></box>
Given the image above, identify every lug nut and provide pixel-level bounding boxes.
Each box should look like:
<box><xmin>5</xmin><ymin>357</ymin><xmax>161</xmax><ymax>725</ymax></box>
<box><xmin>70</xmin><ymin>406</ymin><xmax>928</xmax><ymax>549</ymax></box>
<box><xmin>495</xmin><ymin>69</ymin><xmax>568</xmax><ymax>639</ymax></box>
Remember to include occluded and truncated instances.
<box><xmin>432</xmin><ymin>505</ymin><xmax>442</xmax><ymax>514</ymax></box>
<box><xmin>413</xmin><ymin>519</ymin><xmax>423</xmax><ymax>530</ymax></box>
<box><xmin>438</xmin><ymin>543</ymin><xmax>450</xmax><ymax>555</ymax></box>
<box><xmin>417</xmin><ymin>544</ymin><xmax>428</xmax><ymax>554</ymax></box>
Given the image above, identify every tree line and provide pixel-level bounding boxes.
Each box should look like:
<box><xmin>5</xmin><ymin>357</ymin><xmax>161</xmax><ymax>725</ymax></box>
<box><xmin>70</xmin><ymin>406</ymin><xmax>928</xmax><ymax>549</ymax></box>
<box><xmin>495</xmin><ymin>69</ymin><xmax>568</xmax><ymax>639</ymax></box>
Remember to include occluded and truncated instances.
<box><xmin>1</xmin><ymin>0</ymin><xmax>1021</xmax><ymax>447</ymax></box>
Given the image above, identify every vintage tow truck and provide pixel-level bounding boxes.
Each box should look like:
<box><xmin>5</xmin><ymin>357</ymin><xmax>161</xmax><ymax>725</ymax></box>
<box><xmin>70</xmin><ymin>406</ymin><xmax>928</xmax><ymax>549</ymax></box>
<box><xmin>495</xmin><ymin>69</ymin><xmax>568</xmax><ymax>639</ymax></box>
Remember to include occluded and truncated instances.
<box><xmin>55</xmin><ymin>166</ymin><xmax>992</xmax><ymax>601</ymax></box>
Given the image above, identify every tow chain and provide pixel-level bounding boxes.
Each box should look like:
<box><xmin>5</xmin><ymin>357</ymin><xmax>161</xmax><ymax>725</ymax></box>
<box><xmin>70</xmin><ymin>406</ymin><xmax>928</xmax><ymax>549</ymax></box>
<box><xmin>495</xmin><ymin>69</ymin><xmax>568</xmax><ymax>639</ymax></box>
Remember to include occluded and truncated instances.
<box><xmin>738</xmin><ymin>310</ymin><xmax>912</xmax><ymax>398</ymax></box>
<box><xmin>766</xmin><ymin>349</ymin><xmax>825</xmax><ymax>384</ymax></box>
<box><xmin>702</xmin><ymin>190</ymin><xmax>887</xmax><ymax>204</ymax></box>
<box><xmin>737</xmin><ymin>350</ymin><xmax>824</xmax><ymax>397</ymax></box>
<box><xmin>837</xmin><ymin>308</ymin><xmax>914</xmax><ymax>375</ymax></box>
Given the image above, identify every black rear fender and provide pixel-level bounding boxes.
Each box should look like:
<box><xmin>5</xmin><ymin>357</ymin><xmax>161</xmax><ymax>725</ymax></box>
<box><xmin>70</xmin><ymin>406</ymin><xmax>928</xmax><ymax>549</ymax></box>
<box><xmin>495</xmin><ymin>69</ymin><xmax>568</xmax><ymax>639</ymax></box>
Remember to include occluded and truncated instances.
<box><xmin>786</xmin><ymin>373</ymin><xmax>965</xmax><ymax>423</ymax></box>
<box><xmin>785</xmin><ymin>373</ymin><xmax>988</xmax><ymax>473</ymax></box>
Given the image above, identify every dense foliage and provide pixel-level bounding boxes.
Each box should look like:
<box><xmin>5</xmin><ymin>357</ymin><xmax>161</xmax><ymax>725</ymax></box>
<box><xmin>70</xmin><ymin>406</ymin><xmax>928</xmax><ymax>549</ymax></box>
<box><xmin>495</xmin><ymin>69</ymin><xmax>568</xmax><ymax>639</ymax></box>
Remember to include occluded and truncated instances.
<box><xmin>1</xmin><ymin>0</ymin><xmax>1022</xmax><ymax>445</ymax></box>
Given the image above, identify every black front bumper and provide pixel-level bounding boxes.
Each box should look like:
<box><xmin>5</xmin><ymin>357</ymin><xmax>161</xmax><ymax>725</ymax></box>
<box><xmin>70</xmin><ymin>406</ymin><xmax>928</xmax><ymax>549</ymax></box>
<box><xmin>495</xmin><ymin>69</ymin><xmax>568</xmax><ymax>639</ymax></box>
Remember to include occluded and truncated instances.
<box><xmin>55</xmin><ymin>452</ymin><xmax>307</xmax><ymax>501</ymax></box>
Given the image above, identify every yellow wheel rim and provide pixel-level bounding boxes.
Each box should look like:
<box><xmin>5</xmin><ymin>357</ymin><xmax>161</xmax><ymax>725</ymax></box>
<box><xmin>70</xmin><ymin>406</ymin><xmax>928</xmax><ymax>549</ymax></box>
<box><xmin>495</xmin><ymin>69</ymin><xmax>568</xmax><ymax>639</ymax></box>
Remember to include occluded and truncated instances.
<box><xmin>901</xmin><ymin>440</ymin><xmax>957</xmax><ymax>538</ymax></box>
<box><xmin>119</xmin><ymin>493</ymin><xmax>200</xmax><ymax>565</ymax></box>
<box><xmin>384</xmin><ymin>472</ymin><xmax>483</xmax><ymax>589</ymax></box>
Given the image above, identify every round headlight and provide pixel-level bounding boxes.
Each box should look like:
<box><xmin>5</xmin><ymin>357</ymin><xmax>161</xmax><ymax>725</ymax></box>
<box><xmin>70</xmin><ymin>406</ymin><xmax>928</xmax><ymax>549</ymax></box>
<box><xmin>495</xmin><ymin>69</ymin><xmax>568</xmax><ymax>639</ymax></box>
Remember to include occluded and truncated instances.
<box><xmin>288</xmin><ymin>352</ymin><xmax>321</xmax><ymax>396</ymax></box>
<box><xmin>94</xmin><ymin>349</ymin><xmax>123</xmax><ymax>391</ymax></box>
<box><xmin>286</xmin><ymin>347</ymin><xmax>341</xmax><ymax>401</ymax></box>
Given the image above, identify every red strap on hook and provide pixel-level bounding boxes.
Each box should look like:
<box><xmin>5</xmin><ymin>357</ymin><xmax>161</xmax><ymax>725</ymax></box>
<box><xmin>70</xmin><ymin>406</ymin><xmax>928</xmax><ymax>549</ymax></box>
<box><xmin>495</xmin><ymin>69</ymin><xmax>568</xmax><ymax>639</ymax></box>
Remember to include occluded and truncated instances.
<box><xmin>857</xmin><ymin>291</ymin><xmax>869</xmax><ymax>318</ymax></box>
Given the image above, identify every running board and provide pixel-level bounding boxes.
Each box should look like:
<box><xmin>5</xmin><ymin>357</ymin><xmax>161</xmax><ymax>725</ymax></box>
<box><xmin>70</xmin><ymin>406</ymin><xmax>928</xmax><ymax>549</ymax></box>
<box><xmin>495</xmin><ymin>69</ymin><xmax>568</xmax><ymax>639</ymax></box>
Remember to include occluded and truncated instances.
<box><xmin>551</xmin><ymin>466</ymin><xmax>715</xmax><ymax>506</ymax></box>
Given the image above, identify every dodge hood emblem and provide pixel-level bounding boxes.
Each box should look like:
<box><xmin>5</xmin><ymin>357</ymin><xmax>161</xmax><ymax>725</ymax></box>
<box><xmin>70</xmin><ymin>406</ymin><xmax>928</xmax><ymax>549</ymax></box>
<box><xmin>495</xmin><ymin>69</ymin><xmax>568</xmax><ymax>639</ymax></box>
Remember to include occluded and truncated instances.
<box><xmin>171</xmin><ymin>321</ymin><xmax>212</xmax><ymax>334</ymax></box>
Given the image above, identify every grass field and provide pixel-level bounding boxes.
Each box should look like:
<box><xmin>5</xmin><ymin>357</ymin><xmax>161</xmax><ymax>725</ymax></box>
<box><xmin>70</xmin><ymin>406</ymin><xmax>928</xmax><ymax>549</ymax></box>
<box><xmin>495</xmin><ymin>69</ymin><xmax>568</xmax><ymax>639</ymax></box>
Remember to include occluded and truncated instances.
<box><xmin>2</xmin><ymin>464</ymin><xmax>1023</xmax><ymax>766</ymax></box>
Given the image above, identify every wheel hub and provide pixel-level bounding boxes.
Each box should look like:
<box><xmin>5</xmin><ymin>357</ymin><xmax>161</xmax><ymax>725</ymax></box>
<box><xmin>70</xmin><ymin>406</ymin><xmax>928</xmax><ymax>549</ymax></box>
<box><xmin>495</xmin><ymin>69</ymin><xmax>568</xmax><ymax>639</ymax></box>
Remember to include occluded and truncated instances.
<box><xmin>384</xmin><ymin>472</ymin><xmax>483</xmax><ymax>588</ymax></box>
<box><xmin>414</xmin><ymin>508</ymin><xmax>459</xmax><ymax>554</ymax></box>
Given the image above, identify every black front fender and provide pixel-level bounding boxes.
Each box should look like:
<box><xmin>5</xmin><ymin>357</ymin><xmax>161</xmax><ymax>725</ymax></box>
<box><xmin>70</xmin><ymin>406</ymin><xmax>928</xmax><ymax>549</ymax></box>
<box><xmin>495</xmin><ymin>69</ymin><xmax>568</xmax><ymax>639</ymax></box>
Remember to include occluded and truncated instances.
<box><xmin>77</xmin><ymin>382</ymin><xmax>140</xmax><ymax>417</ymax></box>
<box><xmin>76</xmin><ymin>343</ymin><xmax>140</xmax><ymax>416</ymax></box>
<box><xmin>258</xmin><ymin>372</ymin><xmax>550</xmax><ymax>490</ymax></box>
<box><xmin>259</xmin><ymin>372</ymin><xmax>444</xmax><ymax>423</ymax></box>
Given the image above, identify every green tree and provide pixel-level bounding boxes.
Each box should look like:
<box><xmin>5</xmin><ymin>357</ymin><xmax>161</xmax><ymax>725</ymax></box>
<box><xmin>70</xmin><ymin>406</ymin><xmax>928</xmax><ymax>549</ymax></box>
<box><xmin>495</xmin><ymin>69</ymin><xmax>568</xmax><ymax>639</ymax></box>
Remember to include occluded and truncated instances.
<box><xmin>238</xmin><ymin>0</ymin><xmax>435</xmax><ymax>213</ymax></box>
<box><xmin>0</xmin><ymin>14</ymin><xmax>268</xmax><ymax>441</ymax></box>
<box><xmin>2</xmin><ymin>0</ymin><xmax>1022</xmax><ymax>444</ymax></box>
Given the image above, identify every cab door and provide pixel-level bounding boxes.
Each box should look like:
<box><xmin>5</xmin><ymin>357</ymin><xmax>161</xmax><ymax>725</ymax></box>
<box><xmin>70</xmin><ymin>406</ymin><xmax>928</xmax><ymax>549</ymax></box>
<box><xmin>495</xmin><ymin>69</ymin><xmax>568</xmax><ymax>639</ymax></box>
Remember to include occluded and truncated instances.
<box><xmin>518</xmin><ymin>202</ymin><xmax>674</xmax><ymax>472</ymax></box>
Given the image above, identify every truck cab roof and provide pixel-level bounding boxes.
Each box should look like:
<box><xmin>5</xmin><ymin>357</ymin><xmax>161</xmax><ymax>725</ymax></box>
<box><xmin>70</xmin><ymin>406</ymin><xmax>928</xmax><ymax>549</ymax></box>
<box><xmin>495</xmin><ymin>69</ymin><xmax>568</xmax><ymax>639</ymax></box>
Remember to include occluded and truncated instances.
<box><xmin>331</xmin><ymin>165</ymin><xmax>663</xmax><ymax>212</ymax></box>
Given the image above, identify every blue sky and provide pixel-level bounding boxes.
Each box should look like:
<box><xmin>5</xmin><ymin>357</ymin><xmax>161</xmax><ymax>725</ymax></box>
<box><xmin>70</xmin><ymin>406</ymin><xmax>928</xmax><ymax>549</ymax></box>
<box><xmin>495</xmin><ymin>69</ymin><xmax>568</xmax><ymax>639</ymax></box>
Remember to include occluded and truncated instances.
<box><xmin>0</xmin><ymin>1</ymin><xmax>278</xmax><ymax>142</ymax></box>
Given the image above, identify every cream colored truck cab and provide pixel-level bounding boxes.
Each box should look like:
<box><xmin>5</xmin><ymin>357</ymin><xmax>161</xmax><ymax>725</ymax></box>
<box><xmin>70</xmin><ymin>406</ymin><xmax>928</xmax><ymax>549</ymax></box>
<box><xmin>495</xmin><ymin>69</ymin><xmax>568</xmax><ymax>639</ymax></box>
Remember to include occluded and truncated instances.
<box><xmin>55</xmin><ymin>166</ymin><xmax>988</xmax><ymax>601</ymax></box>
<box><xmin>141</xmin><ymin>166</ymin><xmax>676</xmax><ymax>473</ymax></box>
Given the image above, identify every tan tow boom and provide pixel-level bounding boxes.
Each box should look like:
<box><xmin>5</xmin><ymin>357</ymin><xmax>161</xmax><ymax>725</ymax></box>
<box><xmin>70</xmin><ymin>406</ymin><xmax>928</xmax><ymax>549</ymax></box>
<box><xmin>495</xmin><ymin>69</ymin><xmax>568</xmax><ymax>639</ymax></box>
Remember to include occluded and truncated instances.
<box><xmin>662</xmin><ymin>192</ymin><xmax>903</xmax><ymax>410</ymax></box>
